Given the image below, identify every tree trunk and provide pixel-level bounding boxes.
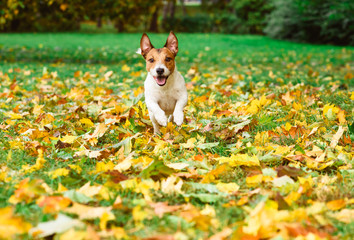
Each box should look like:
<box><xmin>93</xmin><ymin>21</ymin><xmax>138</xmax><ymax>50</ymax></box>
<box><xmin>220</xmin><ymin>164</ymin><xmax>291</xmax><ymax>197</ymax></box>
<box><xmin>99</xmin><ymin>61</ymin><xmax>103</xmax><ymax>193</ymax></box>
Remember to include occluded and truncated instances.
<box><xmin>170</xmin><ymin>0</ymin><xmax>176</xmax><ymax>19</ymax></box>
<box><xmin>97</xmin><ymin>16</ymin><xmax>102</xmax><ymax>28</ymax></box>
<box><xmin>115</xmin><ymin>20</ymin><xmax>125</xmax><ymax>32</ymax></box>
<box><xmin>180</xmin><ymin>0</ymin><xmax>187</xmax><ymax>16</ymax></box>
<box><xmin>149</xmin><ymin>8</ymin><xmax>159</xmax><ymax>32</ymax></box>
<box><xmin>163</xmin><ymin>1</ymin><xmax>170</xmax><ymax>22</ymax></box>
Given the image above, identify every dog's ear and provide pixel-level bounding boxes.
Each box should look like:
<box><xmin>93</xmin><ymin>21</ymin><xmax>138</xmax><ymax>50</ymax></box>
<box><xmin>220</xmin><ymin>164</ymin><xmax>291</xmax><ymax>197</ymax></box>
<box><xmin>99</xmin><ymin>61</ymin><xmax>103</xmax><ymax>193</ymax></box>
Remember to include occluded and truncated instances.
<box><xmin>140</xmin><ymin>33</ymin><xmax>154</xmax><ymax>58</ymax></box>
<box><xmin>164</xmin><ymin>31</ymin><xmax>178</xmax><ymax>56</ymax></box>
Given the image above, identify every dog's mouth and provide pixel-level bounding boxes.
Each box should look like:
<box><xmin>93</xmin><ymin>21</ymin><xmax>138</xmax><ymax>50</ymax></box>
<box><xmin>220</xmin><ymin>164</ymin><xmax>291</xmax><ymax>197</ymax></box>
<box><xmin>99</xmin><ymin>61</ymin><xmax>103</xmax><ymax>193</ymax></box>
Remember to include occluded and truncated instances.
<box><xmin>153</xmin><ymin>76</ymin><xmax>168</xmax><ymax>86</ymax></box>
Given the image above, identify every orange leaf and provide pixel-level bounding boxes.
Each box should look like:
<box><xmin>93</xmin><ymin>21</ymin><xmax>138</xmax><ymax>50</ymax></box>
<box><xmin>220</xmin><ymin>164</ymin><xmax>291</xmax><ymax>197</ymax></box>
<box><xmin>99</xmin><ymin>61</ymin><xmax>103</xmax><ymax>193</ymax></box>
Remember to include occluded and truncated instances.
<box><xmin>326</xmin><ymin>199</ymin><xmax>346</xmax><ymax>211</ymax></box>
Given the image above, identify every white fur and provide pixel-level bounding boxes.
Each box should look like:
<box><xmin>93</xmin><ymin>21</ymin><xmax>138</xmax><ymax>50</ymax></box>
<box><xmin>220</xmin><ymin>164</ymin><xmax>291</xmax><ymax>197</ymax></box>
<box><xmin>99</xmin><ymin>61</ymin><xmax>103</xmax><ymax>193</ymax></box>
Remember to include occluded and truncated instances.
<box><xmin>144</xmin><ymin>66</ymin><xmax>188</xmax><ymax>134</ymax></box>
<box><xmin>150</xmin><ymin>62</ymin><xmax>170</xmax><ymax>78</ymax></box>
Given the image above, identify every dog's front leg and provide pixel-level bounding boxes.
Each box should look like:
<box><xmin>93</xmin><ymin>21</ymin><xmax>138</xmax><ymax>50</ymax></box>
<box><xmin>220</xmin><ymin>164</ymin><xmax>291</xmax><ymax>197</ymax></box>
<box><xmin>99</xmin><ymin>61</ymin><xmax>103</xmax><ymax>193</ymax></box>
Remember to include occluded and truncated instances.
<box><xmin>146</xmin><ymin>101</ymin><xmax>167</xmax><ymax>133</ymax></box>
<box><xmin>173</xmin><ymin>93</ymin><xmax>188</xmax><ymax>126</ymax></box>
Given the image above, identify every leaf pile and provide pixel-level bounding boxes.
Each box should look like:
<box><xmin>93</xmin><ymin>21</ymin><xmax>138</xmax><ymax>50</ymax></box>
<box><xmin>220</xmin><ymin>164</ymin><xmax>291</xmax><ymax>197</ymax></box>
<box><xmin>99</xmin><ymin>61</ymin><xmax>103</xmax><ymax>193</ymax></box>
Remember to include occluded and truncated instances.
<box><xmin>0</xmin><ymin>36</ymin><xmax>353</xmax><ymax>239</ymax></box>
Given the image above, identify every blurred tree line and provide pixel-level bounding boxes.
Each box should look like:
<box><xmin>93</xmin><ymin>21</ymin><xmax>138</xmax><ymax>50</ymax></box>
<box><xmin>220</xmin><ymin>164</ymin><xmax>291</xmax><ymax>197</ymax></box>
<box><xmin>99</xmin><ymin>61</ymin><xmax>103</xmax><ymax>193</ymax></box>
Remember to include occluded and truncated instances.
<box><xmin>1</xmin><ymin>0</ymin><xmax>353</xmax><ymax>45</ymax></box>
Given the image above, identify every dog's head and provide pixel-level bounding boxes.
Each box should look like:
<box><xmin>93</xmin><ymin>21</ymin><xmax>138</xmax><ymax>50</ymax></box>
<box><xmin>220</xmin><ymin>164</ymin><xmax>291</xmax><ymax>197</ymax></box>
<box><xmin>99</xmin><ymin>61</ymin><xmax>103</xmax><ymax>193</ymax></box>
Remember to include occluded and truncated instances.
<box><xmin>140</xmin><ymin>31</ymin><xmax>179</xmax><ymax>86</ymax></box>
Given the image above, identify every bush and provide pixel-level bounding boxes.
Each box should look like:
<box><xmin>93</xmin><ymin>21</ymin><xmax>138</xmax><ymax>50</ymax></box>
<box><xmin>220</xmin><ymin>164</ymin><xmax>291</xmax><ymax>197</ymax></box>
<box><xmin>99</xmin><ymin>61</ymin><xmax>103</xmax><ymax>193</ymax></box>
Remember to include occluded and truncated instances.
<box><xmin>230</xmin><ymin>0</ymin><xmax>273</xmax><ymax>34</ymax></box>
<box><xmin>213</xmin><ymin>13</ymin><xmax>240</xmax><ymax>33</ymax></box>
<box><xmin>265</xmin><ymin>0</ymin><xmax>354</xmax><ymax>45</ymax></box>
<box><xmin>163</xmin><ymin>14</ymin><xmax>243</xmax><ymax>34</ymax></box>
<box><xmin>162</xmin><ymin>14</ymin><xmax>212</xmax><ymax>33</ymax></box>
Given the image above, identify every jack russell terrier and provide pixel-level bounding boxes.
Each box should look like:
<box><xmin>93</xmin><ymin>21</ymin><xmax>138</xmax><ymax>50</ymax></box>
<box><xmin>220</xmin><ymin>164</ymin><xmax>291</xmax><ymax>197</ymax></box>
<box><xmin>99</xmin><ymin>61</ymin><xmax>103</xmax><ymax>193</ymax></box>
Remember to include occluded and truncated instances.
<box><xmin>139</xmin><ymin>32</ymin><xmax>188</xmax><ymax>134</ymax></box>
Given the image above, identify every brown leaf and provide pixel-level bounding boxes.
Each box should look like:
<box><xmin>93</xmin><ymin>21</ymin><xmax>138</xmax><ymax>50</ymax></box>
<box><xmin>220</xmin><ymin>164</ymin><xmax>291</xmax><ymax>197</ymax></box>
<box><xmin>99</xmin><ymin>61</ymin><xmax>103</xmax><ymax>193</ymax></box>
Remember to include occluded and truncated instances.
<box><xmin>55</xmin><ymin>140</ymin><xmax>71</xmax><ymax>149</ymax></box>
<box><xmin>105</xmin><ymin>170</ymin><xmax>128</xmax><ymax>183</ymax></box>
<box><xmin>149</xmin><ymin>202</ymin><xmax>182</xmax><ymax>218</ymax></box>
<box><xmin>276</xmin><ymin>166</ymin><xmax>305</xmax><ymax>179</ymax></box>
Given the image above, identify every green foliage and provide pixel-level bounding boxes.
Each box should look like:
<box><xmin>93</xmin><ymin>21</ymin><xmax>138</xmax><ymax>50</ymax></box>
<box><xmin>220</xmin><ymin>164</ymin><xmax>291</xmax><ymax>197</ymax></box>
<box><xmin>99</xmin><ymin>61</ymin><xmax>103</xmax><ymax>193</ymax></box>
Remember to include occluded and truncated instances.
<box><xmin>230</xmin><ymin>0</ymin><xmax>274</xmax><ymax>34</ymax></box>
<box><xmin>265</xmin><ymin>0</ymin><xmax>354</xmax><ymax>45</ymax></box>
<box><xmin>0</xmin><ymin>0</ymin><xmax>81</xmax><ymax>32</ymax></box>
<box><xmin>163</xmin><ymin>0</ymin><xmax>272</xmax><ymax>34</ymax></box>
<box><xmin>163</xmin><ymin>14</ymin><xmax>213</xmax><ymax>33</ymax></box>
<box><xmin>0</xmin><ymin>0</ymin><xmax>159</xmax><ymax>32</ymax></box>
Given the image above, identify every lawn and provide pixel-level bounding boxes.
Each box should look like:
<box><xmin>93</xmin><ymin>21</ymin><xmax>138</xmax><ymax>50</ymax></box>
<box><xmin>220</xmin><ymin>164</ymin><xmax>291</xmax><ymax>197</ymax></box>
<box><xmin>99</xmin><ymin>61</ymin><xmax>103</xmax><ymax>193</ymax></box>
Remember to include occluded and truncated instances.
<box><xmin>0</xmin><ymin>33</ymin><xmax>353</xmax><ymax>239</ymax></box>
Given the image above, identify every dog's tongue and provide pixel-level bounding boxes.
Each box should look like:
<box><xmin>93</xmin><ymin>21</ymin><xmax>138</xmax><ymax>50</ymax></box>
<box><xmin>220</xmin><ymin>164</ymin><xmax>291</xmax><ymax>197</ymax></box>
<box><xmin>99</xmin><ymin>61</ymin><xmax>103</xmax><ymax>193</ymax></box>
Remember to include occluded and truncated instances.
<box><xmin>154</xmin><ymin>76</ymin><xmax>167</xmax><ymax>86</ymax></box>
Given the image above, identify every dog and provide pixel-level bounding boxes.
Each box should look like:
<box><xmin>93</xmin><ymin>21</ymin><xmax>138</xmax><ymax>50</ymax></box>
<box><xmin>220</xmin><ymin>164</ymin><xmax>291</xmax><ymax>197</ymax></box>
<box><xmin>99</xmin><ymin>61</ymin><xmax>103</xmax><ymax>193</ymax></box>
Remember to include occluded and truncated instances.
<box><xmin>139</xmin><ymin>31</ymin><xmax>188</xmax><ymax>134</ymax></box>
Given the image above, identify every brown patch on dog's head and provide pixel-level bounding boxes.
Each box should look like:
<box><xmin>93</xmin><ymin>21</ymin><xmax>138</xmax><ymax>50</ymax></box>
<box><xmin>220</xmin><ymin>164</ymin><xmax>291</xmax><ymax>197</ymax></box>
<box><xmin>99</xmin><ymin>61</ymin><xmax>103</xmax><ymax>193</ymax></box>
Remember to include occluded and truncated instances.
<box><xmin>145</xmin><ymin>48</ymin><xmax>176</xmax><ymax>73</ymax></box>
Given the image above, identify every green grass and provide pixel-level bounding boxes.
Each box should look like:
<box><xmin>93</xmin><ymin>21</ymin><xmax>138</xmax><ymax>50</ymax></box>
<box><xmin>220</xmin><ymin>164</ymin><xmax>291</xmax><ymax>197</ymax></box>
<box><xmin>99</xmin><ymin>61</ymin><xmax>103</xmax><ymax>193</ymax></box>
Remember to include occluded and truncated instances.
<box><xmin>0</xmin><ymin>33</ymin><xmax>353</xmax><ymax>239</ymax></box>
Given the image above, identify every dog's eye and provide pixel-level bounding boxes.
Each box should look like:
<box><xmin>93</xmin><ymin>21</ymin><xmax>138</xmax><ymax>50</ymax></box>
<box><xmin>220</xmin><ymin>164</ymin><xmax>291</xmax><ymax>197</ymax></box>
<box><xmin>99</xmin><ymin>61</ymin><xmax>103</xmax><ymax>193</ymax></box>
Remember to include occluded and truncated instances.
<box><xmin>165</xmin><ymin>57</ymin><xmax>172</xmax><ymax>62</ymax></box>
<box><xmin>148</xmin><ymin>58</ymin><xmax>154</xmax><ymax>63</ymax></box>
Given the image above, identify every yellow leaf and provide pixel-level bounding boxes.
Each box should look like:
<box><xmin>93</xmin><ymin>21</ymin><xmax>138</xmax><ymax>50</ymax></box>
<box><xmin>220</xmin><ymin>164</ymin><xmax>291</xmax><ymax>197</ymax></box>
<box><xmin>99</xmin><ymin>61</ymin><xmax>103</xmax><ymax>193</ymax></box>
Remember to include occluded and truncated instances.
<box><xmin>95</xmin><ymin>161</ymin><xmax>115</xmax><ymax>173</ymax></box>
<box><xmin>181</xmin><ymin>138</ymin><xmax>197</xmax><ymax>149</ymax></box>
<box><xmin>272</xmin><ymin>175</ymin><xmax>295</xmax><ymax>188</ymax></box>
<box><xmin>0</xmin><ymin>207</ymin><xmax>31</xmax><ymax>238</ymax></box>
<box><xmin>132</xmin><ymin>205</ymin><xmax>148</xmax><ymax>222</ymax></box>
<box><xmin>112</xmin><ymin>227</ymin><xmax>128</xmax><ymax>239</ymax></box>
<box><xmin>86</xmin><ymin>123</ymin><xmax>107</xmax><ymax>139</ymax></box>
<box><xmin>351</xmin><ymin>92</ymin><xmax>354</xmax><ymax>100</ymax></box>
<box><xmin>273</xmin><ymin>146</ymin><xmax>291</xmax><ymax>155</ymax></box>
<box><xmin>166</xmin><ymin>162</ymin><xmax>189</xmax><ymax>170</ymax></box>
<box><xmin>68</xmin><ymin>164</ymin><xmax>82</xmax><ymax>174</ymax></box>
<box><xmin>64</xmin><ymin>203</ymin><xmax>114</xmax><ymax>220</ymax></box>
<box><xmin>21</xmin><ymin>149</ymin><xmax>46</xmax><ymax>173</ymax></box>
<box><xmin>49</xmin><ymin>168</ymin><xmax>70</xmax><ymax>179</ymax></box>
<box><xmin>33</xmin><ymin>105</ymin><xmax>44</xmax><ymax>115</ymax></box>
<box><xmin>246</xmin><ymin>174</ymin><xmax>263</xmax><ymax>187</ymax></box>
<box><xmin>283</xmin><ymin>122</ymin><xmax>292</xmax><ymax>132</ymax></box>
<box><xmin>161</xmin><ymin>176</ymin><xmax>183</xmax><ymax>194</ymax></box>
<box><xmin>284</xmin><ymin>191</ymin><xmax>301</xmax><ymax>205</ymax></box>
<box><xmin>153</xmin><ymin>138</ymin><xmax>167</xmax><ymax>153</ymax></box>
<box><xmin>247</xmin><ymin>99</ymin><xmax>260</xmax><ymax>114</ymax></box>
<box><xmin>268</xmin><ymin>71</ymin><xmax>275</xmax><ymax>79</ymax></box>
<box><xmin>323</xmin><ymin>104</ymin><xmax>339</xmax><ymax>120</ymax></box>
<box><xmin>88</xmin><ymin>150</ymin><xmax>101</xmax><ymax>159</ymax></box>
<box><xmin>259</xmin><ymin>95</ymin><xmax>270</xmax><ymax>106</ymax></box>
<box><xmin>77</xmin><ymin>182</ymin><xmax>102</xmax><ymax>198</ymax></box>
<box><xmin>337</xmin><ymin>110</ymin><xmax>346</xmax><ymax>124</ymax></box>
<box><xmin>9</xmin><ymin>112</ymin><xmax>22</xmax><ymax>120</ymax></box>
<box><xmin>57</xmin><ymin>183</ymin><xmax>68</xmax><ymax>193</ymax></box>
<box><xmin>104</xmin><ymin>70</ymin><xmax>113</xmax><ymax>79</ymax></box>
<box><xmin>216</xmin><ymin>182</ymin><xmax>239</xmax><ymax>194</ymax></box>
<box><xmin>217</xmin><ymin>154</ymin><xmax>260</xmax><ymax>167</ymax></box>
<box><xmin>80</xmin><ymin>118</ymin><xmax>94</xmax><ymax>127</ymax></box>
<box><xmin>293</xmin><ymin>101</ymin><xmax>302</xmax><ymax>111</ymax></box>
<box><xmin>100</xmin><ymin>212</ymin><xmax>114</xmax><ymax>231</ymax></box>
<box><xmin>330</xmin><ymin>126</ymin><xmax>346</xmax><ymax>148</ymax></box>
<box><xmin>329</xmin><ymin>209</ymin><xmax>354</xmax><ymax>223</ymax></box>
<box><xmin>121</xmin><ymin>64</ymin><xmax>130</xmax><ymax>72</ymax></box>
<box><xmin>114</xmin><ymin>157</ymin><xmax>132</xmax><ymax>172</ymax></box>
<box><xmin>59</xmin><ymin>229</ymin><xmax>87</xmax><ymax>240</ymax></box>
<box><xmin>61</xmin><ymin>135</ymin><xmax>77</xmax><ymax>144</ymax></box>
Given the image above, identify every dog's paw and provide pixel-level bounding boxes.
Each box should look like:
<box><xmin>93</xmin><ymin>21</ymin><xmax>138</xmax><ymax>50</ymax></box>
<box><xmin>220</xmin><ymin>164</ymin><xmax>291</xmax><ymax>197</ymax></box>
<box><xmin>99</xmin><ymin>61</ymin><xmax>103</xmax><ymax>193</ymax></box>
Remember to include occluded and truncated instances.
<box><xmin>173</xmin><ymin>111</ymin><xmax>184</xmax><ymax>126</ymax></box>
<box><xmin>155</xmin><ymin>112</ymin><xmax>167</xmax><ymax>127</ymax></box>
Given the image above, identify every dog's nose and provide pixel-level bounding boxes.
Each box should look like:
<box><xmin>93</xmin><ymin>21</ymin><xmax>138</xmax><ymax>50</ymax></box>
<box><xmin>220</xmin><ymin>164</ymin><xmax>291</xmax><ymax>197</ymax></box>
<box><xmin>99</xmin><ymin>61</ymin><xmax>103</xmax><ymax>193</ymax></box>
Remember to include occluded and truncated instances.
<box><xmin>156</xmin><ymin>68</ymin><xmax>164</xmax><ymax>75</ymax></box>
